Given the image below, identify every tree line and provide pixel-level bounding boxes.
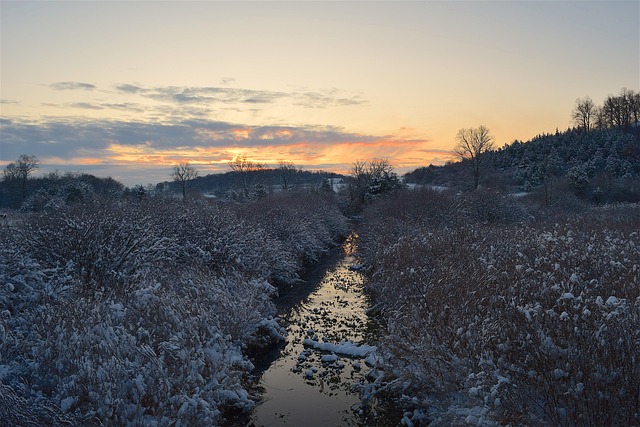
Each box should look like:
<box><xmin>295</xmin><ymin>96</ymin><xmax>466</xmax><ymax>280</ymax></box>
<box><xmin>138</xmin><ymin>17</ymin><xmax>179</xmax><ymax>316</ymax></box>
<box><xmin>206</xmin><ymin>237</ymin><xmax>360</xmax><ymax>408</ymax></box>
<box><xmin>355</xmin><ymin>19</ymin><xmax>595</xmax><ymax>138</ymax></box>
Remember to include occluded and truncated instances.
<box><xmin>167</xmin><ymin>156</ymin><xmax>343</xmax><ymax>201</ymax></box>
<box><xmin>406</xmin><ymin>88</ymin><xmax>639</xmax><ymax>204</ymax></box>
<box><xmin>572</xmin><ymin>88</ymin><xmax>640</xmax><ymax>132</ymax></box>
<box><xmin>0</xmin><ymin>154</ymin><xmax>343</xmax><ymax>211</ymax></box>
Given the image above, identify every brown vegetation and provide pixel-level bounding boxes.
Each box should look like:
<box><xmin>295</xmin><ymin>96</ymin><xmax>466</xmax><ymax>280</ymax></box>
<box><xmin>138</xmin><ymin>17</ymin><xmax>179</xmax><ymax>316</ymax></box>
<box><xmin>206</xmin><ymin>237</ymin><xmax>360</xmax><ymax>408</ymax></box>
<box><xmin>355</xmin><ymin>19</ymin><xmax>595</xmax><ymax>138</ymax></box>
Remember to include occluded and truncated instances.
<box><xmin>359</xmin><ymin>188</ymin><xmax>640</xmax><ymax>425</ymax></box>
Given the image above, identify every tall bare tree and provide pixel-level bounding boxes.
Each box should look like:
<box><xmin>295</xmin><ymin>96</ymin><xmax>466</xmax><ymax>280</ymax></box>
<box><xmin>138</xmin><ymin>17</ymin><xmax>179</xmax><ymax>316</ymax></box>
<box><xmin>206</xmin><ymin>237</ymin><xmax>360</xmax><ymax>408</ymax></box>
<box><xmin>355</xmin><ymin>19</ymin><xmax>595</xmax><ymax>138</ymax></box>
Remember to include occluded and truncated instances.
<box><xmin>593</xmin><ymin>106</ymin><xmax>607</xmax><ymax>130</ymax></box>
<box><xmin>453</xmin><ymin>125</ymin><xmax>495</xmax><ymax>190</ymax></box>
<box><xmin>3</xmin><ymin>154</ymin><xmax>39</xmax><ymax>202</ymax></box>
<box><xmin>171</xmin><ymin>161</ymin><xmax>198</xmax><ymax>199</ymax></box>
<box><xmin>350</xmin><ymin>160</ymin><xmax>369</xmax><ymax>200</ymax></box>
<box><xmin>572</xmin><ymin>96</ymin><xmax>596</xmax><ymax>132</ymax></box>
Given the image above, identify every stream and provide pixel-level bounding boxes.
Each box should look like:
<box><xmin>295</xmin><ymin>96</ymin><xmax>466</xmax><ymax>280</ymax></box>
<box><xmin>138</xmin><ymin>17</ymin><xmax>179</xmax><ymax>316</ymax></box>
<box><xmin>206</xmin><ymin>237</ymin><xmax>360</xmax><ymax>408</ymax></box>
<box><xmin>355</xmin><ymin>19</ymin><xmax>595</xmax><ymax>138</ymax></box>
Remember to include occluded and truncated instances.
<box><xmin>247</xmin><ymin>232</ymin><xmax>390</xmax><ymax>427</ymax></box>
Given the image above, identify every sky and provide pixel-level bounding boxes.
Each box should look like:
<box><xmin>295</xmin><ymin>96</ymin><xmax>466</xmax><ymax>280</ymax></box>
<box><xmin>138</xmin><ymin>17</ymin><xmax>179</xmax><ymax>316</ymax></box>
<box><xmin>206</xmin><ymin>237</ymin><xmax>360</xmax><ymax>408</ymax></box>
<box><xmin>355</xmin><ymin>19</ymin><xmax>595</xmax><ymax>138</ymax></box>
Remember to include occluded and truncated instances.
<box><xmin>1</xmin><ymin>1</ymin><xmax>638</xmax><ymax>186</ymax></box>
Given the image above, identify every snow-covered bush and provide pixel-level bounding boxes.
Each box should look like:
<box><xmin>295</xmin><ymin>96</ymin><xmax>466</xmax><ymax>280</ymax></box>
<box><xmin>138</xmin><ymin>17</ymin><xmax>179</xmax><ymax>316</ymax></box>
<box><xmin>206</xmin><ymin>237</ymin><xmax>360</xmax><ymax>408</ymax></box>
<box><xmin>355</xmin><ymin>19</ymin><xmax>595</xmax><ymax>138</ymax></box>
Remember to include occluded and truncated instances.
<box><xmin>0</xmin><ymin>191</ymin><xmax>346</xmax><ymax>424</ymax></box>
<box><xmin>21</xmin><ymin>270</ymin><xmax>274</xmax><ymax>425</ymax></box>
<box><xmin>358</xmin><ymin>188</ymin><xmax>530</xmax><ymax>269</ymax></box>
<box><xmin>236</xmin><ymin>190</ymin><xmax>349</xmax><ymax>270</ymax></box>
<box><xmin>18</xmin><ymin>201</ymin><xmax>173</xmax><ymax>296</ymax></box>
<box><xmin>359</xmin><ymin>196</ymin><xmax>640</xmax><ymax>425</ymax></box>
<box><xmin>150</xmin><ymin>199</ymin><xmax>297</xmax><ymax>284</ymax></box>
<box><xmin>0</xmin><ymin>379</ymin><xmax>79</xmax><ymax>426</ymax></box>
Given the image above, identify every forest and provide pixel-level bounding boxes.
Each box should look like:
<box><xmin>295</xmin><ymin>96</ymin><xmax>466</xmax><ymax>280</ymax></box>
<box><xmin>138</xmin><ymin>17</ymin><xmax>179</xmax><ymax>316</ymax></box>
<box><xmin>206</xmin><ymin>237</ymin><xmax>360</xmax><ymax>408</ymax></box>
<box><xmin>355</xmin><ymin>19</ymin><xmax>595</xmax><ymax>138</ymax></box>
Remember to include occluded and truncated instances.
<box><xmin>1</xmin><ymin>88</ymin><xmax>639</xmax><ymax>425</ymax></box>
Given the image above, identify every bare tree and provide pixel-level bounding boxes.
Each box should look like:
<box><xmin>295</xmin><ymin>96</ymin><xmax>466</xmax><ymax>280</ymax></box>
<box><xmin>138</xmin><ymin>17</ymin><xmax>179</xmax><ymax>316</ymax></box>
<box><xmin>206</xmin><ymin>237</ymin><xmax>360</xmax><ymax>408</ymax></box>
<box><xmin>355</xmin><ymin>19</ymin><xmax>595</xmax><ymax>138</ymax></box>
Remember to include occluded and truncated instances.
<box><xmin>601</xmin><ymin>88</ymin><xmax>639</xmax><ymax>129</ymax></box>
<box><xmin>3</xmin><ymin>154</ymin><xmax>39</xmax><ymax>202</ymax></box>
<box><xmin>278</xmin><ymin>160</ymin><xmax>299</xmax><ymax>190</ymax></box>
<box><xmin>171</xmin><ymin>161</ymin><xmax>198</xmax><ymax>199</ymax></box>
<box><xmin>593</xmin><ymin>106</ymin><xmax>607</xmax><ymax>130</ymax></box>
<box><xmin>350</xmin><ymin>158</ymin><xmax>394</xmax><ymax>188</ymax></box>
<box><xmin>350</xmin><ymin>160</ymin><xmax>369</xmax><ymax>200</ymax></box>
<box><xmin>229</xmin><ymin>155</ymin><xmax>264</xmax><ymax>198</ymax></box>
<box><xmin>453</xmin><ymin>125</ymin><xmax>495</xmax><ymax>190</ymax></box>
<box><xmin>572</xmin><ymin>96</ymin><xmax>596</xmax><ymax>132</ymax></box>
<box><xmin>602</xmin><ymin>95</ymin><xmax>621</xmax><ymax>128</ymax></box>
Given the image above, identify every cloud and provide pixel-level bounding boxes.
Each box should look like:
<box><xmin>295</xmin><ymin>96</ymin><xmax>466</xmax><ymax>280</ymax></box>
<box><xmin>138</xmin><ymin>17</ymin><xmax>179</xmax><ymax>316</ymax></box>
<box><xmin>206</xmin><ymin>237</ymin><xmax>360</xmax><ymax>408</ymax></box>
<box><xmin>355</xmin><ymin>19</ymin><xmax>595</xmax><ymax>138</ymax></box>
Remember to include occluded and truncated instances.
<box><xmin>0</xmin><ymin>115</ymin><xmax>446</xmax><ymax>185</ymax></box>
<box><xmin>185</xmin><ymin>120</ymin><xmax>382</xmax><ymax>148</ymax></box>
<box><xmin>111</xmin><ymin>83</ymin><xmax>368</xmax><ymax>109</ymax></box>
<box><xmin>102</xmin><ymin>103</ymin><xmax>146</xmax><ymax>113</ymax></box>
<box><xmin>113</xmin><ymin>83</ymin><xmax>146</xmax><ymax>94</ymax></box>
<box><xmin>1</xmin><ymin>118</ymin><xmax>113</xmax><ymax>161</ymax></box>
<box><xmin>50</xmin><ymin>81</ymin><xmax>96</xmax><ymax>91</ymax></box>
<box><xmin>139</xmin><ymin>86</ymin><xmax>288</xmax><ymax>105</ymax></box>
<box><xmin>69</xmin><ymin>102</ymin><xmax>104</xmax><ymax>110</ymax></box>
<box><xmin>37</xmin><ymin>82</ymin><xmax>369</xmax><ymax>129</ymax></box>
<box><xmin>242</xmin><ymin>97</ymin><xmax>273</xmax><ymax>104</ymax></box>
<box><xmin>293</xmin><ymin>88</ymin><xmax>368</xmax><ymax>108</ymax></box>
<box><xmin>0</xmin><ymin>99</ymin><xmax>18</xmax><ymax>104</ymax></box>
<box><xmin>35</xmin><ymin>101</ymin><xmax>149</xmax><ymax>116</ymax></box>
<box><xmin>0</xmin><ymin>116</ymin><xmax>430</xmax><ymax>164</ymax></box>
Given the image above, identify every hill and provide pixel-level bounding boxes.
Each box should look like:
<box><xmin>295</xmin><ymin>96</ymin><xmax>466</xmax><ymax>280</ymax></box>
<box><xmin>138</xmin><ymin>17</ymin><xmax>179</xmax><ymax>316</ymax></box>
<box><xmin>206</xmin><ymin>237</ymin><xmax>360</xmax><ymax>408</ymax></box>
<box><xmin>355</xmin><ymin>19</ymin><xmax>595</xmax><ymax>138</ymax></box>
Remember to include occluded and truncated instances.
<box><xmin>405</xmin><ymin>127</ymin><xmax>640</xmax><ymax>204</ymax></box>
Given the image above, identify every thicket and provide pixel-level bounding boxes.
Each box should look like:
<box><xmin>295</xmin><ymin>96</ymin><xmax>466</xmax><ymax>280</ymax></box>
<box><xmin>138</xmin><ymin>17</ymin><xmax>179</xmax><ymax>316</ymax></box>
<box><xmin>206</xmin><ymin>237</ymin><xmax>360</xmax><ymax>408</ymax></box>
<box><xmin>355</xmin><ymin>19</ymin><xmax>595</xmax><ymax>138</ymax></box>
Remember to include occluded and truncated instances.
<box><xmin>359</xmin><ymin>188</ymin><xmax>640</xmax><ymax>425</ymax></box>
<box><xmin>0</xmin><ymin>170</ymin><xmax>125</xmax><ymax>210</ymax></box>
<box><xmin>0</xmin><ymin>190</ymin><xmax>347</xmax><ymax>425</ymax></box>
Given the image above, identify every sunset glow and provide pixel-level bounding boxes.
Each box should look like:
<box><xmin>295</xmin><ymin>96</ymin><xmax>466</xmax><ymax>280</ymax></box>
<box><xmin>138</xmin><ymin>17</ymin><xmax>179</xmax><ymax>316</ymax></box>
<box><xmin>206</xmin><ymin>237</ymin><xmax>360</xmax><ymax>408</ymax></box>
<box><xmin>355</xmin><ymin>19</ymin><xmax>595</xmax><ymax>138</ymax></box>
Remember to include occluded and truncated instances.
<box><xmin>1</xmin><ymin>1</ymin><xmax>638</xmax><ymax>185</ymax></box>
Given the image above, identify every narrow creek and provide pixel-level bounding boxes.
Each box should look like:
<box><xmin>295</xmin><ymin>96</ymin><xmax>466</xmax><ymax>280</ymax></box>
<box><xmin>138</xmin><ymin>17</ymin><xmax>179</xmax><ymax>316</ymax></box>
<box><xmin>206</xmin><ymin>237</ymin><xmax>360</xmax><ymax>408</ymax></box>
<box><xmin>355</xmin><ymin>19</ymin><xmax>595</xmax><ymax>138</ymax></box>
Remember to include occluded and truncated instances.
<box><xmin>247</xmin><ymin>231</ymin><xmax>386</xmax><ymax>427</ymax></box>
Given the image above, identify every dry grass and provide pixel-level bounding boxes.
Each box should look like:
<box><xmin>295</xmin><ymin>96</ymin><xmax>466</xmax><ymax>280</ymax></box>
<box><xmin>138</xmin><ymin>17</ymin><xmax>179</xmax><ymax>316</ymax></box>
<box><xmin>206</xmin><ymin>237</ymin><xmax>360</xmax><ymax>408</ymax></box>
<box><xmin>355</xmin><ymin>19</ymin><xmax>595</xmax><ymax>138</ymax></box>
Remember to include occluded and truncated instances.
<box><xmin>360</xmin><ymin>190</ymin><xmax>640</xmax><ymax>425</ymax></box>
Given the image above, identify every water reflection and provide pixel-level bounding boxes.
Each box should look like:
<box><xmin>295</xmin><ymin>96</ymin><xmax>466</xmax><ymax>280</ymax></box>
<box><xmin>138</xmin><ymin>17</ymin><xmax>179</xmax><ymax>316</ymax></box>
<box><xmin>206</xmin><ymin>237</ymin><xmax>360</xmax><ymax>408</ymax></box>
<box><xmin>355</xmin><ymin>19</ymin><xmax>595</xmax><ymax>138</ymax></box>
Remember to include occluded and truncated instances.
<box><xmin>249</xmin><ymin>232</ymin><xmax>378</xmax><ymax>427</ymax></box>
<box><xmin>343</xmin><ymin>231</ymin><xmax>359</xmax><ymax>256</ymax></box>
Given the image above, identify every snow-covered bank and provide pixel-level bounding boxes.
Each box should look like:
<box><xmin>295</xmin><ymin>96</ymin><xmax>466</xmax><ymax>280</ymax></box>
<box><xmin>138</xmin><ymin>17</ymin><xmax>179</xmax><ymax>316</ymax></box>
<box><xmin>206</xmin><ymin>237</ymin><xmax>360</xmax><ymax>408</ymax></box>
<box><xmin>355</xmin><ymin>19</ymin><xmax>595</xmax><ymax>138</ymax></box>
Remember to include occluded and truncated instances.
<box><xmin>0</xmin><ymin>190</ymin><xmax>348</xmax><ymax>425</ymax></box>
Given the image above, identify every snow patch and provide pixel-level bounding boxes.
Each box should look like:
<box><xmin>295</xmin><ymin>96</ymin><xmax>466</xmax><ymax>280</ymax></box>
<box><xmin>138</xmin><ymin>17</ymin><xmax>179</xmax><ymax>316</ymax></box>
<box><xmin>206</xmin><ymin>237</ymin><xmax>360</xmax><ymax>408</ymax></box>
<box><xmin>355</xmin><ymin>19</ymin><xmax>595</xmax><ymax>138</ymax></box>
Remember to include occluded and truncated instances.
<box><xmin>303</xmin><ymin>338</ymin><xmax>376</xmax><ymax>358</ymax></box>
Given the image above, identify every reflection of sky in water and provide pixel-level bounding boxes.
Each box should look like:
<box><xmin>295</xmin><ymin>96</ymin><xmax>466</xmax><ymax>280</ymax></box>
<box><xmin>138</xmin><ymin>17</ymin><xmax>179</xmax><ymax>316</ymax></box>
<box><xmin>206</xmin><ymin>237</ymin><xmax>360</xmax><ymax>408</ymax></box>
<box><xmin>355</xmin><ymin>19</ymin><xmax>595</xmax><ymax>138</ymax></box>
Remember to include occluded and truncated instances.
<box><xmin>250</xmin><ymin>234</ymin><xmax>377</xmax><ymax>426</ymax></box>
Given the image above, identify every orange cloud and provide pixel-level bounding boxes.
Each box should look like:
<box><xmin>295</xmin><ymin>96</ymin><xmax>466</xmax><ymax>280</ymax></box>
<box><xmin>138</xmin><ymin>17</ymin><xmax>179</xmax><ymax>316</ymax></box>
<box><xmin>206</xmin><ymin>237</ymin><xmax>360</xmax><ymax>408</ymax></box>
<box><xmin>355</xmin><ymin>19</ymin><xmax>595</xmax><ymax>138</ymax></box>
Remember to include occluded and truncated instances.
<box><xmin>103</xmin><ymin>136</ymin><xmax>444</xmax><ymax>174</ymax></box>
<box><xmin>44</xmin><ymin>156</ymin><xmax>106</xmax><ymax>166</ymax></box>
<box><xmin>232</xmin><ymin>128</ymin><xmax>252</xmax><ymax>141</ymax></box>
<box><xmin>2</xmin><ymin>116</ymin><xmax>451</xmax><ymax>184</ymax></box>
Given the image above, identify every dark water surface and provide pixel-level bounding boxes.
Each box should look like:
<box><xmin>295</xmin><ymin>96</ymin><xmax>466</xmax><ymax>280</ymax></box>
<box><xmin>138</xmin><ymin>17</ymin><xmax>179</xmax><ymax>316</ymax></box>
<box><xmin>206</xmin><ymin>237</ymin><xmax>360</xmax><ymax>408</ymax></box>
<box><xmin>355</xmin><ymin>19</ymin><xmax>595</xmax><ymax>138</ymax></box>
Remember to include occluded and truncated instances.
<box><xmin>248</xmin><ymin>233</ymin><xmax>383</xmax><ymax>427</ymax></box>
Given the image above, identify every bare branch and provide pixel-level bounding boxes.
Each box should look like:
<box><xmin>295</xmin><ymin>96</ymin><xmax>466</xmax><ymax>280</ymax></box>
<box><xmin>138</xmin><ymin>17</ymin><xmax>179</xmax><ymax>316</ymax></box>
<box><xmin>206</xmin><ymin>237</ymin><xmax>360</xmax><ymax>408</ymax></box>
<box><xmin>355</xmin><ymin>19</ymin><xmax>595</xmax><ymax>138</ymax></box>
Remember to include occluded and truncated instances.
<box><xmin>171</xmin><ymin>162</ymin><xmax>198</xmax><ymax>199</ymax></box>
<box><xmin>453</xmin><ymin>125</ymin><xmax>495</xmax><ymax>189</ymax></box>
